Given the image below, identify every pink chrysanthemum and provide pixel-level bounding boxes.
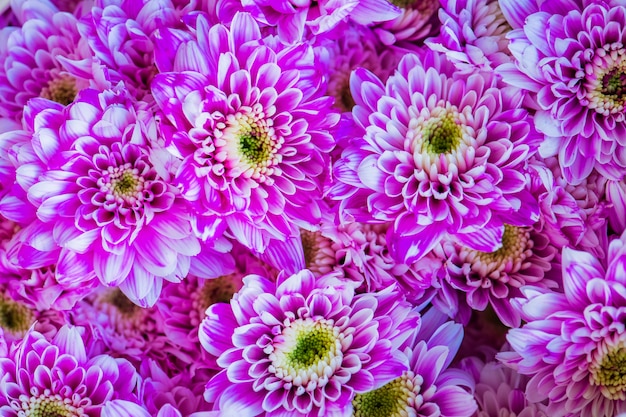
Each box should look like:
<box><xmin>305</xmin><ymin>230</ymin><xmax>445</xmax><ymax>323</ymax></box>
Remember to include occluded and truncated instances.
<box><xmin>433</xmin><ymin>219</ymin><xmax>561</xmax><ymax>328</ymax></box>
<box><xmin>498</xmin><ymin>0</ymin><xmax>626</xmax><ymax>183</ymax></box>
<box><xmin>69</xmin><ymin>287</ymin><xmax>175</xmax><ymax>370</ymax></box>
<box><xmin>0</xmin><ymin>292</ymin><xmax>66</xmax><ymax>346</ymax></box>
<box><xmin>460</xmin><ymin>351</ymin><xmax>548</xmax><ymax>417</ymax></box>
<box><xmin>330</xmin><ymin>50</ymin><xmax>541</xmax><ymax>264</ymax></box>
<box><xmin>240</xmin><ymin>0</ymin><xmax>400</xmax><ymax>44</ymax></box>
<box><xmin>499</xmin><ymin>237</ymin><xmax>626</xmax><ymax>417</ymax></box>
<box><xmin>0</xmin><ymin>0</ymin><xmax>92</xmax><ymax>122</ymax></box>
<box><xmin>427</xmin><ymin>0</ymin><xmax>513</xmax><ymax>73</ymax></box>
<box><xmin>200</xmin><ymin>269</ymin><xmax>420</xmax><ymax>416</ymax></box>
<box><xmin>0</xmin><ymin>325</ymin><xmax>141</xmax><ymax>416</ymax></box>
<box><xmin>137</xmin><ymin>360</ymin><xmax>212</xmax><ymax>416</ymax></box>
<box><xmin>1</xmin><ymin>87</ymin><xmax>234</xmax><ymax>306</ymax></box>
<box><xmin>151</xmin><ymin>12</ymin><xmax>340</xmax><ymax>252</ymax></box>
<box><xmin>350</xmin><ymin>308</ymin><xmax>477</xmax><ymax>417</ymax></box>
<box><xmin>77</xmin><ymin>0</ymin><xmax>193</xmax><ymax>99</ymax></box>
<box><xmin>157</xmin><ymin>273</ymin><xmax>244</xmax><ymax>369</ymax></box>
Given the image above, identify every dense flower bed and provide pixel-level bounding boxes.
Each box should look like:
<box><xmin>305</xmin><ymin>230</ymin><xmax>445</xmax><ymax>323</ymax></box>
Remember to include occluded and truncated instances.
<box><xmin>0</xmin><ymin>0</ymin><xmax>625</xmax><ymax>416</ymax></box>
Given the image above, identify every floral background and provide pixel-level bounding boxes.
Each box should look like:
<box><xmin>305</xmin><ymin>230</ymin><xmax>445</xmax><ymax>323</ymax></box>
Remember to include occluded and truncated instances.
<box><xmin>0</xmin><ymin>0</ymin><xmax>625</xmax><ymax>416</ymax></box>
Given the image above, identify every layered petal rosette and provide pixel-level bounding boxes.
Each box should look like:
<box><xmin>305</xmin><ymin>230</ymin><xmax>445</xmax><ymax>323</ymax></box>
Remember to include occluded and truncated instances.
<box><xmin>0</xmin><ymin>325</ymin><xmax>141</xmax><ymax>416</ymax></box>
<box><xmin>330</xmin><ymin>50</ymin><xmax>540</xmax><ymax>264</ymax></box>
<box><xmin>532</xmin><ymin>156</ymin><xmax>609</xmax><ymax>258</ymax></box>
<box><xmin>200</xmin><ymin>269</ymin><xmax>420</xmax><ymax>416</ymax></box>
<box><xmin>433</xmin><ymin>220</ymin><xmax>561</xmax><ymax>328</ymax></box>
<box><xmin>0</xmin><ymin>0</ymin><xmax>93</xmax><ymax>121</ymax></box>
<box><xmin>151</xmin><ymin>12</ymin><xmax>339</xmax><ymax>252</ymax></box>
<box><xmin>77</xmin><ymin>0</ymin><xmax>192</xmax><ymax>99</ymax></box>
<box><xmin>460</xmin><ymin>351</ymin><xmax>548</xmax><ymax>417</ymax></box>
<box><xmin>426</xmin><ymin>0</ymin><xmax>513</xmax><ymax>73</ymax></box>
<box><xmin>498</xmin><ymin>1</ymin><xmax>626</xmax><ymax>183</ymax></box>
<box><xmin>1</xmin><ymin>87</ymin><xmax>234</xmax><ymax>306</ymax></box>
<box><xmin>69</xmin><ymin>287</ymin><xmax>173</xmax><ymax>370</ymax></box>
<box><xmin>499</xmin><ymin>237</ymin><xmax>626</xmax><ymax>416</ymax></box>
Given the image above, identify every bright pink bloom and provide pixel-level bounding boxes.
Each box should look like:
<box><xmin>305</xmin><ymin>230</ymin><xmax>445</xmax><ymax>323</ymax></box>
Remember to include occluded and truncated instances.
<box><xmin>330</xmin><ymin>50</ymin><xmax>541</xmax><ymax>264</ymax></box>
<box><xmin>151</xmin><ymin>12</ymin><xmax>339</xmax><ymax>253</ymax></box>
<box><xmin>200</xmin><ymin>269</ymin><xmax>419</xmax><ymax>416</ymax></box>
<box><xmin>498</xmin><ymin>0</ymin><xmax>626</xmax><ymax>183</ymax></box>
<box><xmin>0</xmin><ymin>0</ymin><xmax>93</xmax><ymax>122</ymax></box>
<box><xmin>1</xmin><ymin>88</ymin><xmax>234</xmax><ymax>306</ymax></box>
<box><xmin>0</xmin><ymin>325</ymin><xmax>141</xmax><ymax>415</ymax></box>
<box><xmin>499</xmin><ymin>237</ymin><xmax>626</xmax><ymax>416</ymax></box>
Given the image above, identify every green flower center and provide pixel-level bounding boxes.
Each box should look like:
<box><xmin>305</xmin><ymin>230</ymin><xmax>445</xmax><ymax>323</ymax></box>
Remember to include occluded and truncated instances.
<box><xmin>585</xmin><ymin>47</ymin><xmax>626</xmax><ymax>115</ymax></box>
<box><xmin>0</xmin><ymin>297</ymin><xmax>33</xmax><ymax>335</ymax></box>
<box><xmin>340</xmin><ymin>83</ymin><xmax>356</xmax><ymax>112</ymax></box>
<box><xmin>352</xmin><ymin>372</ymin><xmax>418</xmax><ymax>417</ymax></box>
<box><xmin>239</xmin><ymin>128</ymin><xmax>272</xmax><ymax>165</ymax></box>
<box><xmin>216</xmin><ymin>109</ymin><xmax>282</xmax><ymax>183</ymax></box>
<box><xmin>601</xmin><ymin>67</ymin><xmax>626</xmax><ymax>99</ymax></box>
<box><xmin>270</xmin><ymin>318</ymin><xmax>344</xmax><ymax>388</ymax></box>
<box><xmin>422</xmin><ymin>113</ymin><xmax>462</xmax><ymax>155</ymax></box>
<box><xmin>389</xmin><ymin>0</ymin><xmax>415</xmax><ymax>8</ymax></box>
<box><xmin>590</xmin><ymin>341</ymin><xmax>626</xmax><ymax>400</ymax></box>
<box><xmin>111</xmin><ymin>170</ymin><xmax>141</xmax><ymax>196</ymax></box>
<box><xmin>40</xmin><ymin>74</ymin><xmax>77</xmax><ymax>106</ymax></box>
<box><xmin>287</xmin><ymin>326</ymin><xmax>335</xmax><ymax>368</ymax></box>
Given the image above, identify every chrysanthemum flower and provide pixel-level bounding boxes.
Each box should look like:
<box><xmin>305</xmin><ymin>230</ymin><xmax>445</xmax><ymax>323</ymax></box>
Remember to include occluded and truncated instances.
<box><xmin>0</xmin><ymin>0</ymin><xmax>92</xmax><ymax>122</ymax></box>
<box><xmin>330</xmin><ymin>50</ymin><xmax>540</xmax><ymax>264</ymax></box>
<box><xmin>0</xmin><ymin>325</ymin><xmax>141</xmax><ymax>416</ymax></box>
<box><xmin>499</xmin><ymin>238</ymin><xmax>626</xmax><ymax>417</ymax></box>
<box><xmin>137</xmin><ymin>360</ymin><xmax>212</xmax><ymax>416</ymax></box>
<box><xmin>426</xmin><ymin>0</ymin><xmax>513</xmax><ymax>73</ymax></box>
<box><xmin>240</xmin><ymin>0</ymin><xmax>401</xmax><ymax>44</ymax></box>
<box><xmin>498</xmin><ymin>0</ymin><xmax>626</xmax><ymax>183</ymax></box>
<box><xmin>370</xmin><ymin>0</ymin><xmax>439</xmax><ymax>45</ymax></box>
<box><xmin>151</xmin><ymin>12</ymin><xmax>339</xmax><ymax>252</ymax></box>
<box><xmin>69</xmin><ymin>287</ymin><xmax>174</xmax><ymax>370</ymax></box>
<box><xmin>0</xmin><ymin>292</ymin><xmax>66</xmax><ymax>346</ymax></box>
<box><xmin>1</xmin><ymin>87</ymin><xmax>234</xmax><ymax>306</ymax></box>
<box><xmin>350</xmin><ymin>308</ymin><xmax>477</xmax><ymax>416</ymax></box>
<box><xmin>157</xmin><ymin>273</ymin><xmax>244</xmax><ymax>369</ymax></box>
<box><xmin>200</xmin><ymin>269</ymin><xmax>420</xmax><ymax>416</ymax></box>
<box><xmin>460</xmin><ymin>352</ymin><xmax>548</xmax><ymax>417</ymax></box>
<box><xmin>434</xmin><ymin>219</ymin><xmax>561</xmax><ymax>327</ymax></box>
<box><xmin>77</xmin><ymin>0</ymin><xmax>192</xmax><ymax>99</ymax></box>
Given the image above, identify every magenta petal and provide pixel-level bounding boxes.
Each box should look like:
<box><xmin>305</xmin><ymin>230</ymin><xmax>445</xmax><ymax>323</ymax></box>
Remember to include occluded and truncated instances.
<box><xmin>389</xmin><ymin>225</ymin><xmax>445</xmax><ymax>264</ymax></box>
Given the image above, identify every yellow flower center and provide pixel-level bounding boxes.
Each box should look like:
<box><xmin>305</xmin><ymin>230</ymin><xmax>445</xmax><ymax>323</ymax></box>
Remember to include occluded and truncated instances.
<box><xmin>352</xmin><ymin>371</ymin><xmax>421</xmax><ymax>417</ymax></box>
<box><xmin>0</xmin><ymin>296</ymin><xmax>33</xmax><ymax>335</ymax></box>
<box><xmin>269</xmin><ymin>318</ymin><xmax>344</xmax><ymax>389</ymax></box>
<box><xmin>590</xmin><ymin>340</ymin><xmax>626</xmax><ymax>400</ymax></box>
<box><xmin>40</xmin><ymin>74</ymin><xmax>77</xmax><ymax>106</ymax></box>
